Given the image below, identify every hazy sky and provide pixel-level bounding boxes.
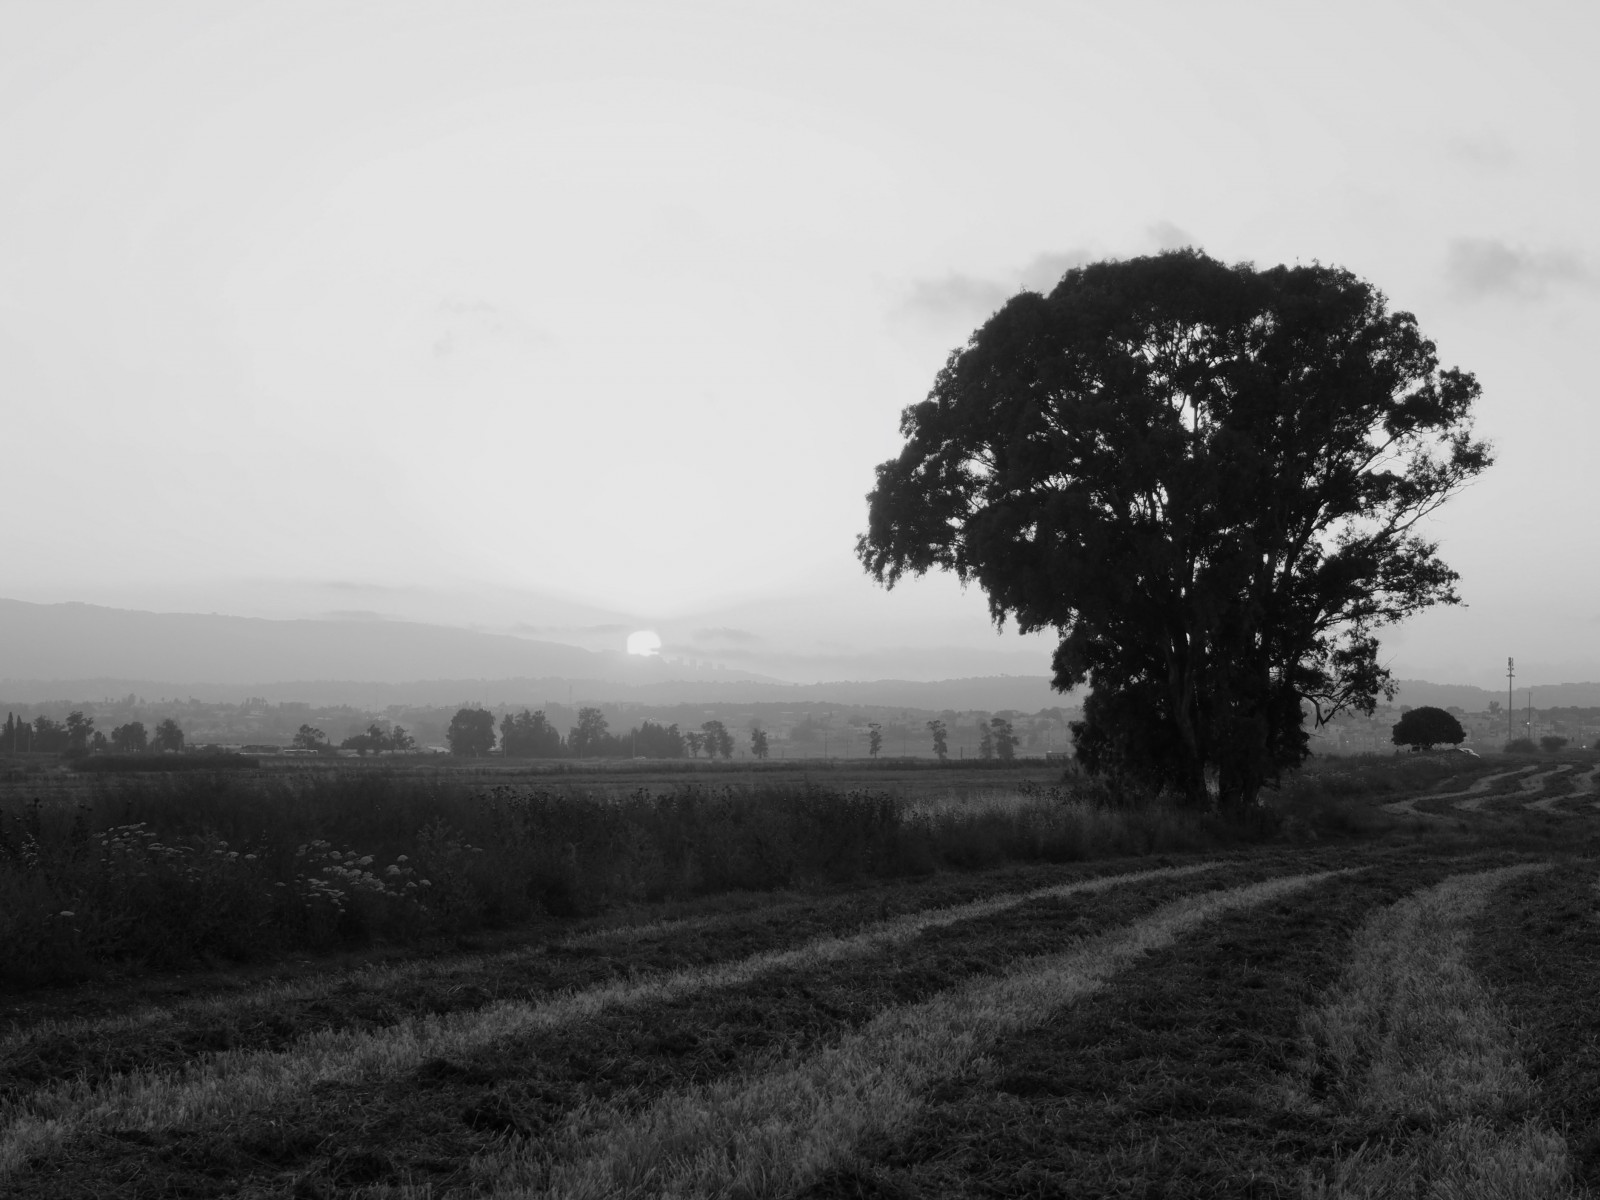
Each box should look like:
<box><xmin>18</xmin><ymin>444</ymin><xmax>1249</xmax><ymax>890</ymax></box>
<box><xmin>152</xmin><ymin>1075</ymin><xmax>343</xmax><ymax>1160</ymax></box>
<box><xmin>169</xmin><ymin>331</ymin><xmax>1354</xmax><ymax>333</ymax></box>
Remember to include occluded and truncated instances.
<box><xmin>3</xmin><ymin>1</ymin><xmax>1596</xmax><ymax>687</ymax></box>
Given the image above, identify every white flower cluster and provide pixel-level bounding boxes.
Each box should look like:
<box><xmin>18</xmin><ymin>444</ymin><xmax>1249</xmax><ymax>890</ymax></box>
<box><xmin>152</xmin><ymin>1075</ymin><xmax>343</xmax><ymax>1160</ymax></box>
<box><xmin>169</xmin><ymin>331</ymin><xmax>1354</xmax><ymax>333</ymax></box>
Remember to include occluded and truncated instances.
<box><xmin>96</xmin><ymin>825</ymin><xmax>263</xmax><ymax>883</ymax></box>
<box><xmin>289</xmin><ymin>839</ymin><xmax>431</xmax><ymax>913</ymax></box>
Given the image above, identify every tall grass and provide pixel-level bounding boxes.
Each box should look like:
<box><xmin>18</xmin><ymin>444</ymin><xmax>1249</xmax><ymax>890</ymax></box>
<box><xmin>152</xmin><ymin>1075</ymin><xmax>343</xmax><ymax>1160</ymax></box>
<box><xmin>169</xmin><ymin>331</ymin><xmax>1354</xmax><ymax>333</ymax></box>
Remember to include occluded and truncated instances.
<box><xmin>0</xmin><ymin>770</ymin><xmax>1278</xmax><ymax>990</ymax></box>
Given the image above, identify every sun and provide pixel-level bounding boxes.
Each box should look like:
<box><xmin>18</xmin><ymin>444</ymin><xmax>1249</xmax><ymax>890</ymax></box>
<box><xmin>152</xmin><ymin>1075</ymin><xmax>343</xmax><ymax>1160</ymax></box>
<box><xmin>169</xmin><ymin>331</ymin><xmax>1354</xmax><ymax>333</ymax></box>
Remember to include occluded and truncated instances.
<box><xmin>626</xmin><ymin>629</ymin><xmax>662</xmax><ymax>657</ymax></box>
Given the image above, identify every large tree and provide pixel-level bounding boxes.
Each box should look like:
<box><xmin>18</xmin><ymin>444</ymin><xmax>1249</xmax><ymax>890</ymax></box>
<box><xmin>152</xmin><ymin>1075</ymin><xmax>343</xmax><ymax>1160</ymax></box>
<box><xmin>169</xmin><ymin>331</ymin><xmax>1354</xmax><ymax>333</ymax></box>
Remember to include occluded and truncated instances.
<box><xmin>858</xmin><ymin>250</ymin><xmax>1490</xmax><ymax>808</ymax></box>
<box><xmin>1391</xmin><ymin>706</ymin><xmax>1465</xmax><ymax>751</ymax></box>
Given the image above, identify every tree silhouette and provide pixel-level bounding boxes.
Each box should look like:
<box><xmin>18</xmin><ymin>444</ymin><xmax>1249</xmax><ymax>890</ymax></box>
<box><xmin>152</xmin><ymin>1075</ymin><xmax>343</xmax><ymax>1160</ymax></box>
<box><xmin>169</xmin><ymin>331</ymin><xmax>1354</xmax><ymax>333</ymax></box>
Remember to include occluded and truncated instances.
<box><xmin>860</xmin><ymin>250</ymin><xmax>1490</xmax><ymax>807</ymax></box>
<box><xmin>1390</xmin><ymin>706</ymin><xmax>1465</xmax><ymax>751</ymax></box>
<box><xmin>446</xmin><ymin>708</ymin><xmax>496</xmax><ymax>757</ymax></box>
<box><xmin>151</xmin><ymin>718</ymin><xmax>184</xmax><ymax>754</ymax></box>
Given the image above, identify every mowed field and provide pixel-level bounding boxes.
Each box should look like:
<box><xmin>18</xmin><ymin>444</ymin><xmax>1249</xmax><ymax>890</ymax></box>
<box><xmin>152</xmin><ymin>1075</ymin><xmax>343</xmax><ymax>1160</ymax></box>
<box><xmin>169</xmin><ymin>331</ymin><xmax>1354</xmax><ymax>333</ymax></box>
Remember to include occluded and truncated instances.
<box><xmin>3</xmin><ymin>755</ymin><xmax>1600</xmax><ymax>1198</ymax></box>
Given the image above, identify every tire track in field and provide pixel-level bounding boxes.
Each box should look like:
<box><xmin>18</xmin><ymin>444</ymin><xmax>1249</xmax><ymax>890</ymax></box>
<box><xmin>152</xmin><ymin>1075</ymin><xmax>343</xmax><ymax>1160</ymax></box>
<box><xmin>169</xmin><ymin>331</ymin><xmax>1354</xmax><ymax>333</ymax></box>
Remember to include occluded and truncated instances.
<box><xmin>481</xmin><ymin>868</ymin><xmax>1351</xmax><ymax>1200</ymax></box>
<box><xmin>1526</xmin><ymin>763</ymin><xmax>1596</xmax><ymax>812</ymax></box>
<box><xmin>1381</xmin><ymin>765</ymin><xmax>1537</xmax><ymax>817</ymax></box>
<box><xmin>1290</xmin><ymin>862</ymin><xmax>1577</xmax><ymax>1198</ymax></box>
<box><xmin>1454</xmin><ymin>765</ymin><xmax>1566</xmax><ymax>812</ymax></box>
<box><xmin>0</xmin><ymin>861</ymin><xmax>1226</xmax><ymax>1180</ymax></box>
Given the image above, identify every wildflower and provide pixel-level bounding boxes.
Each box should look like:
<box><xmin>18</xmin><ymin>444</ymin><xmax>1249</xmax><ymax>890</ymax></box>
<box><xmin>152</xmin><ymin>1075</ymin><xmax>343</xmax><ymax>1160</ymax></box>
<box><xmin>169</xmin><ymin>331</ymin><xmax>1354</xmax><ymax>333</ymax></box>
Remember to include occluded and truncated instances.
<box><xmin>396</xmin><ymin>854</ymin><xmax>408</xmax><ymax>863</ymax></box>
<box><xmin>244</xmin><ymin>853</ymin><xmax>257</xmax><ymax>861</ymax></box>
<box><xmin>419</xmin><ymin>879</ymin><xmax>431</xmax><ymax>887</ymax></box>
<box><xmin>58</xmin><ymin>911</ymin><xmax>75</xmax><ymax>918</ymax></box>
<box><xmin>357</xmin><ymin>855</ymin><xmax>374</xmax><ymax>867</ymax></box>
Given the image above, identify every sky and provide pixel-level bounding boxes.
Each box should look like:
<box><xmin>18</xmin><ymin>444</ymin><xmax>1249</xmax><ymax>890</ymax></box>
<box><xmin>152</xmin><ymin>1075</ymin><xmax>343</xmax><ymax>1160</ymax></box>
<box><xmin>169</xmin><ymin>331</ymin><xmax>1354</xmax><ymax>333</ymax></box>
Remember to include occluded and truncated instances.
<box><xmin>1</xmin><ymin>0</ymin><xmax>1596</xmax><ymax>689</ymax></box>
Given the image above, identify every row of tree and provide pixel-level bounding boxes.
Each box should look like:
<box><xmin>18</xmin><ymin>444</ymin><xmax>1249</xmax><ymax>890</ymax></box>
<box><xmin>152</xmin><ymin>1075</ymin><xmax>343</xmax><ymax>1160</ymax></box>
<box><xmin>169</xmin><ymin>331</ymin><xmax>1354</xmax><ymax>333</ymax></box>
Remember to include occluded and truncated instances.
<box><xmin>924</xmin><ymin>717</ymin><xmax>1020</xmax><ymax>761</ymax></box>
<box><xmin>3</xmin><ymin>712</ymin><xmax>184</xmax><ymax>756</ymax></box>
<box><xmin>440</xmin><ymin>707</ymin><xmax>1030</xmax><ymax>762</ymax></box>
<box><xmin>445</xmin><ymin>707</ymin><xmax>769</xmax><ymax>760</ymax></box>
<box><xmin>287</xmin><ymin>723</ymin><xmax>417</xmax><ymax>755</ymax></box>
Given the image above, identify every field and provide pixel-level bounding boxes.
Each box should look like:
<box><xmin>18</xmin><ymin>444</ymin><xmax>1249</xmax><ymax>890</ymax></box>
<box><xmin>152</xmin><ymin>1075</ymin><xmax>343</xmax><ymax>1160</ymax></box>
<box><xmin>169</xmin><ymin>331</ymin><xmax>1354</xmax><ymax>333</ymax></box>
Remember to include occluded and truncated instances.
<box><xmin>3</xmin><ymin>752</ymin><xmax>1599</xmax><ymax>1197</ymax></box>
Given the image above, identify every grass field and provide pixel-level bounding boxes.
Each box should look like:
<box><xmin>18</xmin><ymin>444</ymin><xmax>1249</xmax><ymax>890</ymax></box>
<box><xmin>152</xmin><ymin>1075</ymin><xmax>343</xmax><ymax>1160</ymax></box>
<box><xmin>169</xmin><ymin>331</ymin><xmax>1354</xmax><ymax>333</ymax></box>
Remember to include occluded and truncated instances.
<box><xmin>3</xmin><ymin>752</ymin><xmax>1598</xmax><ymax>1197</ymax></box>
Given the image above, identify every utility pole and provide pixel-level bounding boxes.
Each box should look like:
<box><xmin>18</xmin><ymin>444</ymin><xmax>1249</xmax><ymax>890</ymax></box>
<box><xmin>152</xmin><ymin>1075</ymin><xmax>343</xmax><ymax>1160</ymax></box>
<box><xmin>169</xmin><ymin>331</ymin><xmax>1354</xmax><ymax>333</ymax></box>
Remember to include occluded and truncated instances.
<box><xmin>1507</xmin><ymin>657</ymin><xmax>1515</xmax><ymax>742</ymax></box>
<box><xmin>1527</xmin><ymin>689</ymin><xmax>1533</xmax><ymax>742</ymax></box>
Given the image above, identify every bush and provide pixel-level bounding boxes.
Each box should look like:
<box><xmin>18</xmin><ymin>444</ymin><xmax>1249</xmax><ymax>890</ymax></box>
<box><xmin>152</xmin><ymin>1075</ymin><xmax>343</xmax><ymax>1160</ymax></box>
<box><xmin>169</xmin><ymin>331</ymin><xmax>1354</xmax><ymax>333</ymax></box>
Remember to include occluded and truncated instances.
<box><xmin>1505</xmin><ymin>737</ymin><xmax>1538</xmax><ymax>754</ymax></box>
<box><xmin>1539</xmin><ymin>735</ymin><xmax>1570</xmax><ymax>753</ymax></box>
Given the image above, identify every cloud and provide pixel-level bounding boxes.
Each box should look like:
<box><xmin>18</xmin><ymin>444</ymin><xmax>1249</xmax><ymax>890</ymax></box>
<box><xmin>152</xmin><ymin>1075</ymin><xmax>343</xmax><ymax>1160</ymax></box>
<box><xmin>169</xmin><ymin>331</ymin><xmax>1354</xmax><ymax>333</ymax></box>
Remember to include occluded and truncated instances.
<box><xmin>512</xmin><ymin>622</ymin><xmax>632</xmax><ymax>636</ymax></box>
<box><xmin>898</xmin><ymin>274</ymin><xmax>1013</xmax><ymax>322</ymax></box>
<box><xmin>1445</xmin><ymin>238</ymin><xmax>1591</xmax><ymax>298</ymax></box>
<box><xmin>896</xmin><ymin>249</ymin><xmax>1092</xmax><ymax>327</ymax></box>
<box><xmin>691</xmin><ymin>626</ymin><xmax>762</xmax><ymax>644</ymax></box>
<box><xmin>1446</xmin><ymin>133</ymin><xmax>1516</xmax><ymax>172</ymax></box>
<box><xmin>1017</xmin><ymin>250</ymin><xmax>1091</xmax><ymax>293</ymax></box>
<box><xmin>433</xmin><ymin>298</ymin><xmax>557</xmax><ymax>358</ymax></box>
<box><xmin>1147</xmin><ymin>221</ymin><xmax>1196</xmax><ymax>251</ymax></box>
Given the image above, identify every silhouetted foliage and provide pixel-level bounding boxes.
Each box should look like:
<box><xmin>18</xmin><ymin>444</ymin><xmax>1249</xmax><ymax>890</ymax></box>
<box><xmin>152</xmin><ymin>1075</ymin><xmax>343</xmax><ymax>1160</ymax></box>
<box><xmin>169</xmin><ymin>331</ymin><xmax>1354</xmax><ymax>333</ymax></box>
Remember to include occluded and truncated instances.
<box><xmin>990</xmin><ymin>717</ymin><xmax>1019</xmax><ymax>761</ymax></box>
<box><xmin>446</xmin><ymin>708</ymin><xmax>497</xmax><ymax>757</ymax></box>
<box><xmin>750</xmin><ymin>726</ymin><xmax>769</xmax><ymax>760</ymax></box>
<box><xmin>927</xmin><ymin>719</ymin><xmax>949</xmax><ymax>762</ymax></box>
<box><xmin>293</xmin><ymin>724</ymin><xmax>330</xmax><ymax>753</ymax></box>
<box><xmin>860</xmin><ymin>250</ymin><xmax>1490</xmax><ymax>808</ymax></box>
<box><xmin>501</xmin><ymin>709</ymin><xmax>563</xmax><ymax>758</ymax></box>
<box><xmin>151</xmin><ymin>718</ymin><xmax>185</xmax><ymax>754</ymax></box>
<box><xmin>569</xmin><ymin>707</ymin><xmax>610</xmax><ymax>757</ymax></box>
<box><xmin>1505</xmin><ymin>737</ymin><xmax>1537</xmax><ymax>754</ymax></box>
<box><xmin>1390</xmin><ymin>705</ymin><xmax>1465</xmax><ymax>751</ymax></box>
<box><xmin>1540</xmin><ymin>735</ymin><xmax>1569</xmax><ymax>753</ymax></box>
<box><xmin>701</xmin><ymin>720</ymin><xmax>734</xmax><ymax>760</ymax></box>
<box><xmin>64</xmin><ymin>712</ymin><xmax>95</xmax><ymax>759</ymax></box>
<box><xmin>110</xmin><ymin>721</ymin><xmax>148</xmax><ymax>753</ymax></box>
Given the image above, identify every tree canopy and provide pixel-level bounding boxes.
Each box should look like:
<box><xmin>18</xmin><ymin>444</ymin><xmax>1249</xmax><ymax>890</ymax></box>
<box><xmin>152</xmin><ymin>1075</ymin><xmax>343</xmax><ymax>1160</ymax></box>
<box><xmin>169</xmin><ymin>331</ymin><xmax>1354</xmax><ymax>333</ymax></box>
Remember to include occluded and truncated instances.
<box><xmin>447</xmin><ymin>707</ymin><xmax>497</xmax><ymax>757</ymax></box>
<box><xmin>1391</xmin><ymin>706</ymin><xmax>1465</xmax><ymax>751</ymax></box>
<box><xmin>859</xmin><ymin>250</ymin><xmax>1490</xmax><ymax>807</ymax></box>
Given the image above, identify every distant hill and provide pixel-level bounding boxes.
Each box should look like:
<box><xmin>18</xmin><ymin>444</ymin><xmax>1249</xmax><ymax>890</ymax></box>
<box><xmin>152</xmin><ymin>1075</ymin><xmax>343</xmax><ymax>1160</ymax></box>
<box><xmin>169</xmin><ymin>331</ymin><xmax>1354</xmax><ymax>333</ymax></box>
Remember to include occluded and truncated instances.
<box><xmin>0</xmin><ymin>598</ymin><xmax>1075</xmax><ymax>712</ymax></box>
<box><xmin>0</xmin><ymin>673</ymin><xmax>1077</xmax><ymax>714</ymax></box>
<box><xmin>1391</xmin><ymin>679</ymin><xmax>1600</xmax><ymax>711</ymax></box>
<box><xmin>0</xmin><ymin>598</ymin><xmax>774</xmax><ymax>689</ymax></box>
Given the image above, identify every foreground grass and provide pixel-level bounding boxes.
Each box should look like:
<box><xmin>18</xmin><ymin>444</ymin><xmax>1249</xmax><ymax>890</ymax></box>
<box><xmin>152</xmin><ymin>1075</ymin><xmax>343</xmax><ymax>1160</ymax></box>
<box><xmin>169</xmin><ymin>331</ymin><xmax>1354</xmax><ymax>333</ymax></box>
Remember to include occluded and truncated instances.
<box><xmin>1289</xmin><ymin>863</ymin><xmax>1573</xmax><ymax>1198</ymax></box>
<box><xmin>468</xmin><ymin>870</ymin><xmax>1345</xmax><ymax>1199</ymax></box>
<box><xmin>1469</xmin><ymin>862</ymin><xmax>1600</xmax><ymax>1189</ymax></box>
<box><xmin>0</xmin><ymin>859</ymin><xmax>1242</xmax><ymax>1184</ymax></box>
<box><xmin>795</xmin><ymin>852</ymin><xmax>1497</xmax><ymax>1197</ymax></box>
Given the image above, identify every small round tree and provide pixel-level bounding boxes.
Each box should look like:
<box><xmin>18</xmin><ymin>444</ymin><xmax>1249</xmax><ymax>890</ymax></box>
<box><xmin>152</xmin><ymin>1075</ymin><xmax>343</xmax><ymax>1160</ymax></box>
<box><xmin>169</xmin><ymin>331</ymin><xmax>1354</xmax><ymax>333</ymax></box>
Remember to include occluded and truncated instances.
<box><xmin>1391</xmin><ymin>706</ymin><xmax>1465</xmax><ymax>751</ymax></box>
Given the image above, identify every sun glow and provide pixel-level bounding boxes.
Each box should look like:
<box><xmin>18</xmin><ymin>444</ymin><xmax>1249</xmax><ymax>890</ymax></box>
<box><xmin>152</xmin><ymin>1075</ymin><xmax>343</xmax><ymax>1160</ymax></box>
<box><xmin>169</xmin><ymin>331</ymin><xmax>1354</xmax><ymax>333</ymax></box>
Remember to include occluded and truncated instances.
<box><xmin>626</xmin><ymin>630</ymin><xmax>662</xmax><ymax>657</ymax></box>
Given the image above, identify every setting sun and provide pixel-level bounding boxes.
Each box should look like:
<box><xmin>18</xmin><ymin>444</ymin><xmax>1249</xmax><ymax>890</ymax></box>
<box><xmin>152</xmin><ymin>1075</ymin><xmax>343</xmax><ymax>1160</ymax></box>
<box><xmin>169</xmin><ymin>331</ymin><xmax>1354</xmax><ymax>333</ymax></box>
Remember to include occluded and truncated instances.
<box><xmin>626</xmin><ymin>630</ymin><xmax>662</xmax><ymax>657</ymax></box>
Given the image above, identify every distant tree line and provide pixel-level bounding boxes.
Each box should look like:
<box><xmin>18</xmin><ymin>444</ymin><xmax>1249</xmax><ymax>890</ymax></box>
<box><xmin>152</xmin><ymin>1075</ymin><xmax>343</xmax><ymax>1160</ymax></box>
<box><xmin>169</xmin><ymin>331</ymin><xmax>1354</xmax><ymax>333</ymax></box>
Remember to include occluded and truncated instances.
<box><xmin>447</xmin><ymin>706</ymin><xmax>765</xmax><ymax>760</ymax></box>
<box><xmin>4</xmin><ymin>711</ymin><xmax>184</xmax><ymax>757</ymax></box>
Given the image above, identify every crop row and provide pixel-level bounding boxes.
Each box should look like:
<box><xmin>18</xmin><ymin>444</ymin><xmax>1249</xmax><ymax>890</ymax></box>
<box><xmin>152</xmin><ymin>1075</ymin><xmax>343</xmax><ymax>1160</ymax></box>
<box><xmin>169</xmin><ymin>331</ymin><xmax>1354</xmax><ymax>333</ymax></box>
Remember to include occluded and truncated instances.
<box><xmin>10</xmin><ymin>844</ymin><xmax>1596</xmax><ymax>1197</ymax></box>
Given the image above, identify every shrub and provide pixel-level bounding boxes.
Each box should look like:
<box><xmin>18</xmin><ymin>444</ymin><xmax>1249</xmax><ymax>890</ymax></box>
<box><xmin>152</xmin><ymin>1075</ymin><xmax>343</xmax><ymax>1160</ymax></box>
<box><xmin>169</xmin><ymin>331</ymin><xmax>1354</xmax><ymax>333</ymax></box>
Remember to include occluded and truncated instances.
<box><xmin>1539</xmin><ymin>735</ymin><xmax>1570</xmax><ymax>753</ymax></box>
<box><xmin>1505</xmin><ymin>737</ymin><xmax>1538</xmax><ymax>754</ymax></box>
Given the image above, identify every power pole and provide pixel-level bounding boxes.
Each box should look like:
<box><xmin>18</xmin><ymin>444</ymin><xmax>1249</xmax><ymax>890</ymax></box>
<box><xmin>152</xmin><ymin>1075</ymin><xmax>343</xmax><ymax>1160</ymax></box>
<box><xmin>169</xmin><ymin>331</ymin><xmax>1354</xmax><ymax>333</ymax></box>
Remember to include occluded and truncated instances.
<box><xmin>1507</xmin><ymin>657</ymin><xmax>1515</xmax><ymax>742</ymax></box>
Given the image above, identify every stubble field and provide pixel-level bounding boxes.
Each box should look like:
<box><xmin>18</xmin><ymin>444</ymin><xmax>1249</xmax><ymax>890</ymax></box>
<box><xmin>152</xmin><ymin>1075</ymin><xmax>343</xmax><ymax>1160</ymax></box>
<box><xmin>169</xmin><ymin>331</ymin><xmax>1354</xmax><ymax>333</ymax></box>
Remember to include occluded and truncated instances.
<box><xmin>3</xmin><ymin>753</ymin><xmax>1599</xmax><ymax>1198</ymax></box>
